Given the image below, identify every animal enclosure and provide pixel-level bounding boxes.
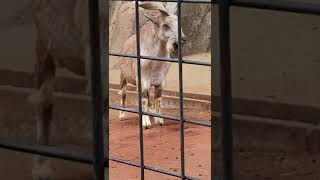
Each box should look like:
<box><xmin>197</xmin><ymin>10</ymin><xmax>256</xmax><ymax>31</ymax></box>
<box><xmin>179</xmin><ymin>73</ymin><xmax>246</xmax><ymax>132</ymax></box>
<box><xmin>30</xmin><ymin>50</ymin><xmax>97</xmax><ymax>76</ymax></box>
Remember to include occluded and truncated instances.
<box><xmin>0</xmin><ymin>0</ymin><xmax>320</xmax><ymax>180</ymax></box>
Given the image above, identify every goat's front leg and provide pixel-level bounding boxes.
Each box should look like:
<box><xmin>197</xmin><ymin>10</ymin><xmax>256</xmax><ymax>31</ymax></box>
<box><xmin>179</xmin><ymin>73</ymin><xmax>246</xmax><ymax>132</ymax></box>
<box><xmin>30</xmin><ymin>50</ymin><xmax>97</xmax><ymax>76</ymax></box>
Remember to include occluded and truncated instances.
<box><xmin>118</xmin><ymin>73</ymin><xmax>127</xmax><ymax>121</ymax></box>
<box><xmin>153</xmin><ymin>85</ymin><xmax>164</xmax><ymax>125</ymax></box>
<box><xmin>29</xmin><ymin>41</ymin><xmax>55</xmax><ymax>180</ymax></box>
<box><xmin>142</xmin><ymin>90</ymin><xmax>151</xmax><ymax>129</ymax></box>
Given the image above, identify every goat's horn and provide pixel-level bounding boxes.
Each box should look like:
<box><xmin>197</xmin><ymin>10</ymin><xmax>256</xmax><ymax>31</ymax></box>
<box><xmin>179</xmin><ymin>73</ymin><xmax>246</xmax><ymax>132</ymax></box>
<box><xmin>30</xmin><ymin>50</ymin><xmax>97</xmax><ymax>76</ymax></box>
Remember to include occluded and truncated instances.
<box><xmin>136</xmin><ymin>2</ymin><xmax>169</xmax><ymax>16</ymax></box>
<box><xmin>165</xmin><ymin>2</ymin><xmax>177</xmax><ymax>15</ymax></box>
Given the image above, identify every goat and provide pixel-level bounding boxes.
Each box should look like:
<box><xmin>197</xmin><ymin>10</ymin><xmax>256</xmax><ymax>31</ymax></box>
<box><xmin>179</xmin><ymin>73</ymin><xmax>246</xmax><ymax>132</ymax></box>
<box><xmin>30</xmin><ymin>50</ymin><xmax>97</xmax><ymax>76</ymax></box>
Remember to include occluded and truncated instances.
<box><xmin>115</xmin><ymin>2</ymin><xmax>187</xmax><ymax>129</ymax></box>
<box><xmin>29</xmin><ymin>0</ymin><xmax>107</xmax><ymax>179</ymax></box>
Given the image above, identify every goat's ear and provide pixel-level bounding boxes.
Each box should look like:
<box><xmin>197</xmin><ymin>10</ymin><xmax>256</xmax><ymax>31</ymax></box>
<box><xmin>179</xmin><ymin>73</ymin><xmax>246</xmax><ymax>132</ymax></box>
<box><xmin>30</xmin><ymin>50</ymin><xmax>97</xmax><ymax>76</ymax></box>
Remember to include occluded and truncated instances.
<box><xmin>144</xmin><ymin>13</ymin><xmax>161</xmax><ymax>26</ymax></box>
<box><xmin>138</xmin><ymin>2</ymin><xmax>169</xmax><ymax>17</ymax></box>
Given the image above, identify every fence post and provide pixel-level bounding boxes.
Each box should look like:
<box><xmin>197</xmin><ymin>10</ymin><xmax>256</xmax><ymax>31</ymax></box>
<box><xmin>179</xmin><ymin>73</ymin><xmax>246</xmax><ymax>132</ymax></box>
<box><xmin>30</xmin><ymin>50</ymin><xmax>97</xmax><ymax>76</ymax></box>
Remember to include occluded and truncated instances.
<box><xmin>88</xmin><ymin>0</ymin><xmax>108</xmax><ymax>179</ymax></box>
<box><xmin>218</xmin><ymin>0</ymin><xmax>234</xmax><ymax>180</ymax></box>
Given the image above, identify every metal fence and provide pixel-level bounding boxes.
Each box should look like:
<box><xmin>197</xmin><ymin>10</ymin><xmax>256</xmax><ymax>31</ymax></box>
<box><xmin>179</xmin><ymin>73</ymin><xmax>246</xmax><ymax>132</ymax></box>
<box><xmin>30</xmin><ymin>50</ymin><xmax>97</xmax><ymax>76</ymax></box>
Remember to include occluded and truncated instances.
<box><xmin>0</xmin><ymin>0</ymin><xmax>320</xmax><ymax>180</ymax></box>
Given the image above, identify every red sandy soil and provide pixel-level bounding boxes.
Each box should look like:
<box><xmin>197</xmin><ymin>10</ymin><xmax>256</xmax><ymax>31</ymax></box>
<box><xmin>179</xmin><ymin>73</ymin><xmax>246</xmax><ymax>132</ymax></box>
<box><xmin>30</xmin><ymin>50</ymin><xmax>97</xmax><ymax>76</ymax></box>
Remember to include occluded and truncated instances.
<box><xmin>109</xmin><ymin>109</ymin><xmax>211</xmax><ymax>180</ymax></box>
<box><xmin>1</xmin><ymin>109</ymin><xmax>320</xmax><ymax>180</ymax></box>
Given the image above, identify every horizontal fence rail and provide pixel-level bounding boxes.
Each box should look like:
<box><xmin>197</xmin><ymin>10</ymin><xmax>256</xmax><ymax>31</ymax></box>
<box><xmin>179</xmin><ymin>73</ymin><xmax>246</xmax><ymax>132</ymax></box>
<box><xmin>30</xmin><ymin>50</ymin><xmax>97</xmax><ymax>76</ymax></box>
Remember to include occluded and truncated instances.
<box><xmin>0</xmin><ymin>139</ymin><xmax>200</xmax><ymax>180</ymax></box>
<box><xmin>109</xmin><ymin>156</ymin><xmax>200</xmax><ymax>180</ymax></box>
<box><xmin>232</xmin><ymin>0</ymin><xmax>320</xmax><ymax>15</ymax></box>
<box><xmin>109</xmin><ymin>52</ymin><xmax>211</xmax><ymax>66</ymax></box>
<box><xmin>0</xmin><ymin>138</ymin><xmax>93</xmax><ymax>164</ymax></box>
<box><xmin>109</xmin><ymin>105</ymin><xmax>212</xmax><ymax>127</ymax></box>
<box><xmin>111</xmin><ymin>0</ymin><xmax>212</xmax><ymax>3</ymax></box>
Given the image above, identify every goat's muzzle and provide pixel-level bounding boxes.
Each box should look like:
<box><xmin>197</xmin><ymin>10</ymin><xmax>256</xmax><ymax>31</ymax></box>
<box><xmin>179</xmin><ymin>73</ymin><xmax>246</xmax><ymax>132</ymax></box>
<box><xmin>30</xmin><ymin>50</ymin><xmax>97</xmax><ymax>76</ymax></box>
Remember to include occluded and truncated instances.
<box><xmin>170</xmin><ymin>37</ymin><xmax>187</xmax><ymax>58</ymax></box>
<box><xmin>169</xmin><ymin>42</ymin><xmax>178</xmax><ymax>58</ymax></box>
<box><xmin>173</xmin><ymin>42</ymin><xmax>178</xmax><ymax>53</ymax></box>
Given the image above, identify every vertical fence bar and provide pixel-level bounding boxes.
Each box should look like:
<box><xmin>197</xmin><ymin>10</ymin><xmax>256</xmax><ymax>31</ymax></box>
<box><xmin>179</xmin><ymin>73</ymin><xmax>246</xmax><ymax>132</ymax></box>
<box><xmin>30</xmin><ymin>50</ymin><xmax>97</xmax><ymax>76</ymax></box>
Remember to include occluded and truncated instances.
<box><xmin>211</xmin><ymin>0</ymin><xmax>215</xmax><ymax>179</ymax></box>
<box><xmin>88</xmin><ymin>0</ymin><xmax>106</xmax><ymax>179</ymax></box>
<box><xmin>218</xmin><ymin>0</ymin><xmax>233</xmax><ymax>180</ymax></box>
<box><xmin>177</xmin><ymin>0</ymin><xmax>186</xmax><ymax>179</ymax></box>
<box><xmin>103</xmin><ymin>0</ymin><xmax>110</xmax><ymax>177</ymax></box>
<box><xmin>134</xmin><ymin>0</ymin><xmax>145</xmax><ymax>179</ymax></box>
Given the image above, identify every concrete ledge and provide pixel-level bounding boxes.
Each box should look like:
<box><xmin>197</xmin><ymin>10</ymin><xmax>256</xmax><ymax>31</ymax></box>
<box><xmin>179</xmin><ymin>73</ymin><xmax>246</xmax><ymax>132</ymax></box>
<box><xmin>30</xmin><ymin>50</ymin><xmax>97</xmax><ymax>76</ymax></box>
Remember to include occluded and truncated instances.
<box><xmin>1</xmin><ymin>69</ymin><xmax>320</xmax><ymax>123</ymax></box>
<box><xmin>0</xmin><ymin>85</ymin><xmax>93</xmax><ymax>148</ymax></box>
<box><xmin>213</xmin><ymin>113</ymin><xmax>320</xmax><ymax>153</ymax></box>
<box><xmin>109</xmin><ymin>87</ymin><xmax>211</xmax><ymax>110</ymax></box>
<box><xmin>1</xmin><ymin>68</ymin><xmax>320</xmax><ymax>153</ymax></box>
<box><xmin>0</xmin><ymin>69</ymin><xmax>211</xmax><ymax>110</ymax></box>
<box><xmin>0</xmin><ymin>85</ymin><xmax>320</xmax><ymax>153</ymax></box>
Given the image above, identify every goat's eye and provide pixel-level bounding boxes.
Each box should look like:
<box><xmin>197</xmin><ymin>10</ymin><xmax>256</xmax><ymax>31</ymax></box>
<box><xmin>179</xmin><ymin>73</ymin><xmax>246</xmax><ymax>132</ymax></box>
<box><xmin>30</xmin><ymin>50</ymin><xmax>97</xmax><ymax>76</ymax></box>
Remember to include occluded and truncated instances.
<box><xmin>163</xmin><ymin>24</ymin><xmax>170</xmax><ymax>30</ymax></box>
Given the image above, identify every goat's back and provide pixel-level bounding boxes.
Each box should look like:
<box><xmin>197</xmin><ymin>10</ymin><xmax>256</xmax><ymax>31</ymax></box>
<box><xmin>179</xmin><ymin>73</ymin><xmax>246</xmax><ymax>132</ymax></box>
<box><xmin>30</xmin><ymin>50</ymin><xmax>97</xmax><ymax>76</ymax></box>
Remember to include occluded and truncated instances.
<box><xmin>115</xmin><ymin>35</ymin><xmax>137</xmax><ymax>85</ymax></box>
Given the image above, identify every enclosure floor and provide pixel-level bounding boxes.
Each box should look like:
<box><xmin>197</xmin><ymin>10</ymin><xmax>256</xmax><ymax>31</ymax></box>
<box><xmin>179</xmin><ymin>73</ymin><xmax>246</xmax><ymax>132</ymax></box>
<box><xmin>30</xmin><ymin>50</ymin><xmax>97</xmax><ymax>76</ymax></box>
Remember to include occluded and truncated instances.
<box><xmin>109</xmin><ymin>109</ymin><xmax>211</xmax><ymax>180</ymax></box>
<box><xmin>1</xmin><ymin>109</ymin><xmax>320</xmax><ymax>180</ymax></box>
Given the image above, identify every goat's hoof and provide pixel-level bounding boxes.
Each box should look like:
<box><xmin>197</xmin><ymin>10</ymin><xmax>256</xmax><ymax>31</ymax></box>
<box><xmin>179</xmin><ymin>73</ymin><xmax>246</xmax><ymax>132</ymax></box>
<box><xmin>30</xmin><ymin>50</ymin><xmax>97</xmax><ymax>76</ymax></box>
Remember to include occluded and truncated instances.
<box><xmin>144</xmin><ymin>124</ymin><xmax>151</xmax><ymax>129</ymax></box>
<box><xmin>119</xmin><ymin>112</ymin><xmax>127</xmax><ymax>121</ymax></box>
<box><xmin>154</xmin><ymin>117</ymin><xmax>164</xmax><ymax>126</ymax></box>
<box><xmin>32</xmin><ymin>159</ymin><xmax>52</xmax><ymax>180</ymax></box>
<box><xmin>142</xmin><ymin>115</ymin><xmax>151</xmax><ymax>129</ymax></box>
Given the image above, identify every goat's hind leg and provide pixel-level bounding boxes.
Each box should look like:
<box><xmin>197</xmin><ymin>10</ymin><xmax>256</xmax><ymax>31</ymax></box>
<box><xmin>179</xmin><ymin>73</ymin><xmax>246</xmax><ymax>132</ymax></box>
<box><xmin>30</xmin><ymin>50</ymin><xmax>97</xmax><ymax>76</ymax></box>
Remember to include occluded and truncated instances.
<box><xmin>118</xmin><ymin>73</ymin><xmax>127</xmax><ymax>121</ymax></box>
<box><xmin>154</xmin><ymin>85</ymin><xmax>164</xmax><ymax>125</ymax></box>
<box><xmin>29</xmin><ymin>39</ymin><xmax>55</xmax><ymax>180</ymax></box>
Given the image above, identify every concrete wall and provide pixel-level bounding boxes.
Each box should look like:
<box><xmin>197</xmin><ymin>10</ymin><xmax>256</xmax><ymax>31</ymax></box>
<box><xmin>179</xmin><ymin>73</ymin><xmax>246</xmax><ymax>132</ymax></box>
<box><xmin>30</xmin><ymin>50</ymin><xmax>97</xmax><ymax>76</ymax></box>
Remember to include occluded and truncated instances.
<box><xmin>212</xmin><ymin>5</ymin><xmax>320</xmax><ymax>109</ymax></box>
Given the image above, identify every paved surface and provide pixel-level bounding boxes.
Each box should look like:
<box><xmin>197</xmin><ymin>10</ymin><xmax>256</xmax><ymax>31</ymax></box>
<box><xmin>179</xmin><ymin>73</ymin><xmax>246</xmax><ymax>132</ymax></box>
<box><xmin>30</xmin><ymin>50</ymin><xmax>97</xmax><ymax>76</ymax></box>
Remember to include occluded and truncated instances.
<box><xmin>109</xmin><ymin>53</ymin><xmax>212</xmax><ymax>95</ymax></box>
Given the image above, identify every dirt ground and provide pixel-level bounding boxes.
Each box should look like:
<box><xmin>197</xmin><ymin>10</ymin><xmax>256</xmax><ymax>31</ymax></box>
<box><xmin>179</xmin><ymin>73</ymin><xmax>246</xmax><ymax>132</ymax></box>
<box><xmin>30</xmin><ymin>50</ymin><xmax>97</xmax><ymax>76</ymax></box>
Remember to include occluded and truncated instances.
<box><xmin>0</xmin><ymin>109</ymin><xmax>211</xmax><ymax>180</ymax></box>
<box><xmin>1</xmin><ymin>109</ymin><xmax>320</xmax><ymax>180</ymax></box>
<box><xmin>109</xmin><ymin>108</ymin><xmax>211</xmax><ymax>180</ymax></box>
<box><xmin>110</xmin><ymin>109</ymin><xmax>320</xmax><ymax>180</ymax></box>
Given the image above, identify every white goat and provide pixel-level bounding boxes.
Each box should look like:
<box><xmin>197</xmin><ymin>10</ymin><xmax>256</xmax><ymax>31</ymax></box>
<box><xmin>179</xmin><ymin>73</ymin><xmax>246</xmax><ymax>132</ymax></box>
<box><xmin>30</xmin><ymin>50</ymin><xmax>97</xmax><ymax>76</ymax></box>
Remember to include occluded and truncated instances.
<box><xmin>115</xmin><ymin>2</ymin><xmax>187</xmax><ymax>128</ymax></box>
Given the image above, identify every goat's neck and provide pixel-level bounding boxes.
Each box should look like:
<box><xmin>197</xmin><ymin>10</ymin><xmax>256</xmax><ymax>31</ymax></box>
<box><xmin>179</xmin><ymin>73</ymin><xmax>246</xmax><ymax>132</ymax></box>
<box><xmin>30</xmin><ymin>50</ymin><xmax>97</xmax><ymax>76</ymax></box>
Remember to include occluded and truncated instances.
<box><xmin>141</xmin><ymin>23</ymin><xmax>169</xmax><ymax>58</ymax></box>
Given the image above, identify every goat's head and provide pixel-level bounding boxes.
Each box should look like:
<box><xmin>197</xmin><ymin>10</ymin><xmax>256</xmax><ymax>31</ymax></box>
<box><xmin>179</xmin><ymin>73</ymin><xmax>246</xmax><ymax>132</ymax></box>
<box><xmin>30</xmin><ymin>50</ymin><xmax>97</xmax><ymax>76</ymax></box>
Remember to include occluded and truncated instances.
<box><xmin>138</xmin><ymin>2</ymin><xmax>187</xmax><ymax>58</ymax></box>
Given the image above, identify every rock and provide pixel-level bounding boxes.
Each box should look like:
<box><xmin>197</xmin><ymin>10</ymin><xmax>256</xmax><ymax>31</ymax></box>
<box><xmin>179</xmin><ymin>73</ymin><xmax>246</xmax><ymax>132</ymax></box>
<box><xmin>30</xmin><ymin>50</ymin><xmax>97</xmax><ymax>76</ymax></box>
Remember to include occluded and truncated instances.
<box><xmin>109</xmin><ymin>2</ymin><xmax>211</xmax><ymax>56</ymax></box>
